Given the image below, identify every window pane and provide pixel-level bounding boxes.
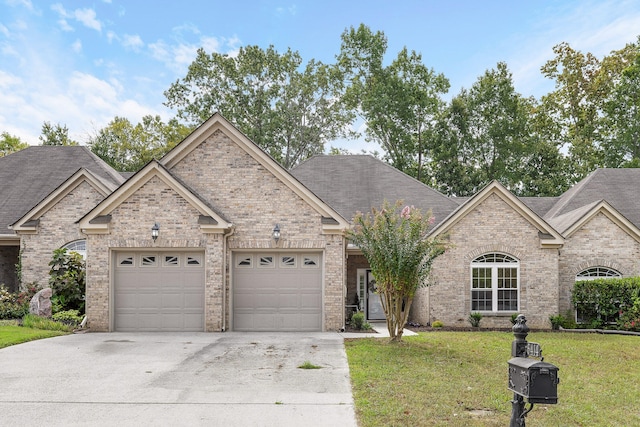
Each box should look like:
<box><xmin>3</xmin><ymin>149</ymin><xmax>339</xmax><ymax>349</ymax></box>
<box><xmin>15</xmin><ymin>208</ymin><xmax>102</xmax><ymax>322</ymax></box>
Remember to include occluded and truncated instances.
<box><xmin>498</xmin><ymin>268</ymin><xmax>518</xmax><ymax>289</ymax></box>
<box><xmin>472</xmin><ymin>290</ymin><xmax>492</xmax><ymax>311</ymax></box>
<box><xmin>472</xmin><ymin>268</ymin><xmax>491</xmax><ymax>289</ymax></box>
<box><xmin>498</xmin><ymin>289</ymin><xmax>518</xmax><ymax>311</ymax></box>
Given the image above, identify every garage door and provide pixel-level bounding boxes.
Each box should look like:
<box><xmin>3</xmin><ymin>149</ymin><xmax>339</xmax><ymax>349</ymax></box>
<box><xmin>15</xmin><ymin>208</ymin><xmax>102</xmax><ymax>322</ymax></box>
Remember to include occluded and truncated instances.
<box><xmin>233</xmin><ymin>252</ymin><xmax>322</xmax><ymax>331</ymax></box>
<box><xmin>114</xmin><ymin>252</ymin><xmax>205</xmax><ymax>332</ymax></box>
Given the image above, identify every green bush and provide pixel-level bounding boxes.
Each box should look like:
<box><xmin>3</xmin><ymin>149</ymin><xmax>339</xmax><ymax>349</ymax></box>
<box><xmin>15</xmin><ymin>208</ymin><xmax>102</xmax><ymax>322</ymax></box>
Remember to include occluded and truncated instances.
<box><xmin>49</xmin><ymin>248</ymin><xmax>85</xmax><ymax>314</ymax></box>
<box><xmin>431</xmin><ymin>320</ymin><xmax>444</xmax><ymax>328</ymax></box>
<box><xmin>52</xmin><ymin>309</ymin><xmax>83</xmax><ymax>327</ymax></box>
<box><xmin>350</xmin><ymin>311</ymin><xmax>372</xmax><ymax>330</ymax></box>
<box><xmin>0</xmin><ymin>284</ymin><xmax>38</xmax><ymax>319</ymax></box>
<box><xmin>572</xmin><ymin>277</ymin><xmax>640</xmax><ymax>330</ymax></box>
<box><xmin>468</xmin><ymin>312</ymin><xmax>482</xmax><ymax>328</ymax></box>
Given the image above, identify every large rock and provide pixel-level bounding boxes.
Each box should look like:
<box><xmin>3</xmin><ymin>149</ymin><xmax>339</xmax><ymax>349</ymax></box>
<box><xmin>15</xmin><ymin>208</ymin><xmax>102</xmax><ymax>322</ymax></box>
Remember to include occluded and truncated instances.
<box><xmin>29</xmin><ymin>288</ymin><xmax>53</xmax><ymax>317</ymax></box>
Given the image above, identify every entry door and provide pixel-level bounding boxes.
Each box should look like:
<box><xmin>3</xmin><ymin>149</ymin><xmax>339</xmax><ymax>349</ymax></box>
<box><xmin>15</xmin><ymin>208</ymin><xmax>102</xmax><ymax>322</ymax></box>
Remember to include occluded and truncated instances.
<box><xmin>366</xmin><ymin>270</ymin><xmax>385</xmax><ymax>321</ymax></box>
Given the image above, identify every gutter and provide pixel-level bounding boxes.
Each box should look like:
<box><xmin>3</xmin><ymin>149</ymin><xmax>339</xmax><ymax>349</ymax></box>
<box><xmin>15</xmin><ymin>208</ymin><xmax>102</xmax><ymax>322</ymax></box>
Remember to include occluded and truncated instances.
<box><xmin>221</xmin><ymin>225</ymin><xmax>235</xmax><ymax>332</ymax></box>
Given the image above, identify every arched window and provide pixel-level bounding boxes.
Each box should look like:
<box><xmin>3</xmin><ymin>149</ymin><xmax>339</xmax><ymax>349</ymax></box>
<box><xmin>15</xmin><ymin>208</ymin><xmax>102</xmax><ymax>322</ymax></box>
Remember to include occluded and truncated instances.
<box><xmin>471</xmin><ymin>253</ymin><xmax>519</xmax><ymax>312</ymax></box>
<box><xmin>62</xmin><ymin>240</ymin><xmax>86</xmax><ymax>259</ymax></box>
<box><xmin>575</xmin><ymin>266</ymin><xmax>621</xmax><ymax>280</ymax></box>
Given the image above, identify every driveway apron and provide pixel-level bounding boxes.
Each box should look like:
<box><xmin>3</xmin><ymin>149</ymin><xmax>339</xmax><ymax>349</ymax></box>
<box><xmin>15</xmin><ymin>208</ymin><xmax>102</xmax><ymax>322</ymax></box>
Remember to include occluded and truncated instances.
<box><xmin>0</xmin><ymin>332</ymin><xmax>357</xmax><ymax>426</ymax></box>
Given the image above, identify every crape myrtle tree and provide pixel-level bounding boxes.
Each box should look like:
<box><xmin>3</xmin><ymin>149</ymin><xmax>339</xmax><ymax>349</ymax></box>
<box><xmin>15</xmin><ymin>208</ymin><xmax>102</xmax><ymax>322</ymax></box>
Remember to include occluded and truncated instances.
<box><xmin>347</xmin><ymin>200</ymin><xmax>448</xmax><ymax>342</ymax></box>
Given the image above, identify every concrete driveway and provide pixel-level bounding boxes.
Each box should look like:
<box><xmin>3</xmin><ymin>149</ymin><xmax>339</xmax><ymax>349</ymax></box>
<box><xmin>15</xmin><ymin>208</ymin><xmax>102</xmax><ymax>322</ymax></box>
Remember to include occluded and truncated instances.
<box><xmin>0</xmin><ymin>332</ymin><xmax>357</xmax><ymax>426</ymax></box>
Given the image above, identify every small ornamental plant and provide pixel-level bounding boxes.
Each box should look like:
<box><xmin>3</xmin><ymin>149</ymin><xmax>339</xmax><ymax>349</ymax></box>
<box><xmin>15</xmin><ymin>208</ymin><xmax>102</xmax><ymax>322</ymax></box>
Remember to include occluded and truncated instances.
<box><xmin>468</xmin><ymin>312</ymin><xmax>483</xmax><ymax>328</ymax></box>
<box><xmin>348</xmin><ymin>200</ymin><xmax>448</xmax><ymax>342</ymax></box>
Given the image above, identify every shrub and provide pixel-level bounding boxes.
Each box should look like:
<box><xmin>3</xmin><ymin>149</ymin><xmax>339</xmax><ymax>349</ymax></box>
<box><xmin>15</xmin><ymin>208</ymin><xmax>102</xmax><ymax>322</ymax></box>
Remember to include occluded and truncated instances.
<box><xmin>49</xmin><ymin>248</ymin><xmax>85</xmax><ymax>314</ymax></box>
<box><xmin>0</xmin><ymin>286</ymin><xmax>28</xmax><ymax>319</ymax></box>
<box><xmin>468</xmin><ymin>312</ymin><xmax>482</xmax><ymax>328</ymax></box>
<box><xmin>431</xmin><ymin>320</ymin><xmax>444</xmax><ymax>328</ymax></box>
<box><xmin>52</xmin><ymin>309</ymin><xmax>83</xmax><ymax>327</ymax></box>
<box><xmin>572</xmin><ymin>277</ymin><xmax>640</xmax><ymax>330</ymax></box>
<box><xmin>619</xmin><ymin>296</ymin><xmax>640</xmax><ymax>332</ymax></box>
<box><xmin>350</xmin><ymin>311</ymin><xmax>372</xmax><ymax>330</ymax></box>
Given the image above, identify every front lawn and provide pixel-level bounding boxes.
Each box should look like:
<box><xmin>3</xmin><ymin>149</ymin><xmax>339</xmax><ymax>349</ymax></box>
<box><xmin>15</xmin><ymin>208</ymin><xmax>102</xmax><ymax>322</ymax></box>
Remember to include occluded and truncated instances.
<box><xmin>0</xmin><ymin>322</ymin><xmax>69</xmax><ymax>349</ymax></box>
<box><xmin>345</xmin><ymin>331</ymin><xmax>640</xmax><ymax>426</ymax></box>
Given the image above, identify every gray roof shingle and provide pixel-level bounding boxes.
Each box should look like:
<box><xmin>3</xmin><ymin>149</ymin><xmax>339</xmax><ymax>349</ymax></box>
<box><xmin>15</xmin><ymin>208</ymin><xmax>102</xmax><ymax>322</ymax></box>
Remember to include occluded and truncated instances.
<box><xmin>0</xmin><ymin>146</ymin><xmax>124</xmax><ymax>235</ymax></box>
<box><xmin>290</xmin><ymin>155</ymin><xmax>460</xmax><ymax>225</ymax></box>
<box><xmin>543</xmin><ymin>168</ymin><xmax>640</xmax><ymax>228</ymax></box>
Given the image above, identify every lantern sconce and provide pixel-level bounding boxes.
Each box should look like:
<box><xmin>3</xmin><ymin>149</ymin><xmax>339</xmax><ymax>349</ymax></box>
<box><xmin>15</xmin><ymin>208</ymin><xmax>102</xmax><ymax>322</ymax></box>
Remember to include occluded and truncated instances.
<box><xmin>272</xmin><ymin>224</ymin><xmax>281</xmax><ymax>244</ymax></box>
<box><xmin>151</xmin><ymin>222</ymin><xmax>160</xmax><ymax>242</ymax></box>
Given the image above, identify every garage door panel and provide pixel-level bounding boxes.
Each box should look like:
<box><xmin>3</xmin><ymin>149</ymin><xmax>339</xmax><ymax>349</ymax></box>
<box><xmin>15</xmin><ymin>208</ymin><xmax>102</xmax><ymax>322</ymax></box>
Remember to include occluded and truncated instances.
<box><xmin>114</xmin><ymin>252</ymin><xmax>204</xmax><ymax>332</ymax></box>
<box><xmin>233</xmin><ymin>252</ymin><xmax>322</xmax><ymax>332</ymax></box>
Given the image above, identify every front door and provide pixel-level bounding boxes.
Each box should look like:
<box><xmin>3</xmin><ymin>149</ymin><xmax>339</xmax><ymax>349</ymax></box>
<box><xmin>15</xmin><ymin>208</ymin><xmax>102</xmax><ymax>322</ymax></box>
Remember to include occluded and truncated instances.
<box><xmin>366</xmin><ymin>270</ymin><xmax>385</xmax><ymax>321</ymax></box>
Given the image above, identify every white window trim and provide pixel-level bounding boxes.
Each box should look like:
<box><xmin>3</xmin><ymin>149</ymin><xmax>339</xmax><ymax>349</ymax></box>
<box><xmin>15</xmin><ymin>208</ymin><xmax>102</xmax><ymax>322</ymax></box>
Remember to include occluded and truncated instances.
<box><xmin>470</xmin><ymin>253</ymin><xmax>520</xmax><ymax>313</ymax></box>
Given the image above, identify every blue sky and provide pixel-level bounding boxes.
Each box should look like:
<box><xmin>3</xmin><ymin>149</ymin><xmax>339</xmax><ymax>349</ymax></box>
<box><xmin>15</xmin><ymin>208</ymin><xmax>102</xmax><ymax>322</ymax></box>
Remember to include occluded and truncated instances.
<box><xmin>1</xmin><ymin>0</ymin><xmax>640</xmax><ymax>151</ymax></box>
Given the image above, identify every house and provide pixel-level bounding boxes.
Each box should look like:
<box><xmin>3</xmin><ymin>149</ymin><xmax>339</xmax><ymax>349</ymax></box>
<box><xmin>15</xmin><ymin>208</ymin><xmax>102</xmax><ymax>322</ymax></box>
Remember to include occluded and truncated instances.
<box><xmin>2</xmin><ymin>114</ymin><xmax>639</xmax><ymax>331</ymax></box>
<box><xmin>0</xmin><ymin>146</ymin><xmax>124</xmax><ymax>292</ymax></box>
<box><xmin>292</xmin><ymin>159</ymin><xmax>640</xmax><ymax>329</ymax></box>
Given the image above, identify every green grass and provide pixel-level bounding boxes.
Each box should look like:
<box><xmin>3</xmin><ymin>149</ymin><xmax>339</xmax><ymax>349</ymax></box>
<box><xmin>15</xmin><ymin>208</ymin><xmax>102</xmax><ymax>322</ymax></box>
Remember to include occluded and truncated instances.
<box><xmin>298</xmin><ymin>360</ymin><xmax>322</xmax><ymax>369</ymax></box>
<box><xmin>0</xmin><ymin>325</ymin><xmax>68</xmax><ymax>349</ymax></box>
<box><xmin>345</xmin><ymin>332</ymin><xmax>640</xmax><ymax>427</ymax></box>
<box><xmin>0</xmin><ymin>314</ymin><xmax>73</xmax><ymax>348</ymax></box>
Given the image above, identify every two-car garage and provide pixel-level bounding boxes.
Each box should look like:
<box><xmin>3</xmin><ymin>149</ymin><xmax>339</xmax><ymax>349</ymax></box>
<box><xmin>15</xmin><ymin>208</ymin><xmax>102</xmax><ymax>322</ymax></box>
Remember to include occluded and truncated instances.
<box><xmin>113</xmin><ymin>251</ymin><xmax>323</xmax><ymax>332</ymax></box>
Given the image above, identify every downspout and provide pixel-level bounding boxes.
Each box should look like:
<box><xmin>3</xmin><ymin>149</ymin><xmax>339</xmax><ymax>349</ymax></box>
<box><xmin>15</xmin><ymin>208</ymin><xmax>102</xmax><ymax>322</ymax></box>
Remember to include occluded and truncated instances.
<box><xmin>221</xmin><ymin>225</ymin><xmax>235</xmax><ymax>332</ymax></box>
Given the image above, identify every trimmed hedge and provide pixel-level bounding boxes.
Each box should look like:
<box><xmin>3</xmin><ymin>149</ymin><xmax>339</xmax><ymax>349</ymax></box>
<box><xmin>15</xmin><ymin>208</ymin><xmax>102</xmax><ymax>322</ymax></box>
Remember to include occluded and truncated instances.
<box><xmin>572</xmin><ymin>277</ymin><xmax>640</xmax><ymax>330</ymax></box>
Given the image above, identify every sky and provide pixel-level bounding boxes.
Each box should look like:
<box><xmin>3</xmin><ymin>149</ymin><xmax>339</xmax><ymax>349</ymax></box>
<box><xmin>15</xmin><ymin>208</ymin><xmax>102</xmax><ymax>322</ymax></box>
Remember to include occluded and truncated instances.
<box><xmin>1</xmin><ymin>0</ymin><xmax>640</xmax><ymax>152</ymax></box>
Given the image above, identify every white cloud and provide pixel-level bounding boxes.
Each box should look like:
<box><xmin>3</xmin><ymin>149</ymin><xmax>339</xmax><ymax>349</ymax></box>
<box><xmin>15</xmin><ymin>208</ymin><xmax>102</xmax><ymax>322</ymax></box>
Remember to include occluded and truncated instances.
<box><xmin>51</xmin><ymin>4</ymin><xmax>102</xmax><ymax>32</ymax></box>
<box><xmin>6</xmin><ymin>0</ymin><xmax>33</xmax><ymax>10</ymax></box>
<box><xmin>73</xmin><ymin>8</ymin><xmax>101</xmax><ymax>32</ymax></box>
<box><xmin>122</xmin><ymin>34</ymin><xmax>144</xmax><ymax>51</ymax></box>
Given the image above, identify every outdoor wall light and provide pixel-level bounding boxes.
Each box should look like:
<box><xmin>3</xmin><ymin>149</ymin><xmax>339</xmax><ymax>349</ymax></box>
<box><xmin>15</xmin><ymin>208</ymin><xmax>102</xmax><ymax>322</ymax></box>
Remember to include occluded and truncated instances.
<box><xmin>151</xmin><ymin>222</ymin><xmax>160</xmax><ymax>241</ymax></box>
<box><xmin>272</xmin><ymin>224</ymin><xmax>281</xmax><ymax>244</ymax></box>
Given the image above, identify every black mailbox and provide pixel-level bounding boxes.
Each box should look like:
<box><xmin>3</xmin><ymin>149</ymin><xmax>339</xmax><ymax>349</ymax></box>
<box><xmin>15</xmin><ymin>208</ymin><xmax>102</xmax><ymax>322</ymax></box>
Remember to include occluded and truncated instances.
<box><xmin>508</xmin><ymin>357</ymin><xmax>559</xmax><ymax>404</ymax></box>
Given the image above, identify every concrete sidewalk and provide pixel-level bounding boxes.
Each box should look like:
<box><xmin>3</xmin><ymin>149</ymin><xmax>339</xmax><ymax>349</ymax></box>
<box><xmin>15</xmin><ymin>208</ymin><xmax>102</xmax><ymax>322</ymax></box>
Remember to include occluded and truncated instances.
<box><xmin>0</xmin><ymin>332</ymin><xmax>357</xmax><ymax>427</ymax></box>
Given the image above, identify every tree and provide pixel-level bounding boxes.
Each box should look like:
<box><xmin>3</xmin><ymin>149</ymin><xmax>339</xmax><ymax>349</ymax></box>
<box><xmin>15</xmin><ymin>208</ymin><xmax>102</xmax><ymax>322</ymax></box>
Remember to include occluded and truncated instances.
<box><xmin>88</xmin><ymin>115</ymin><xmax>192</xmax><ymax>172</ymax></box>
<box><xmin>39</xmin><ymin>122</ymin><xmax>78</xmax><ymax>146</ymax></box>
<box><xmin>337</xmin><ymin>24</ymin><xmax>449</xmax><ymax>179</ymax></box>
<box><xmin>0</xmin><ymin>132</ymin><xmax>28</xmax><ymax>157</ymax></box>
<box><xmin>164</xmin><ymin>45</ymin><xmax>353</xmax><ymax>168</ymax></box>
<box><xmin>431</xmin><ymin>63</ymin><xmax>535</xmax><ymax>196</ymax></box>
<box><xmin>347</xmin><ymin>201</ymin><xmax>447</xmax><ymax>342</ymax></box>
<box><xmin>603</xmin><ymin>50</ymin><xmax>640</xmax><ymax>167</ymax></box>
<box><xmin>539</xmin><ymin>41</ymin><xmax>639</xmax><ymax>178</ymax></box>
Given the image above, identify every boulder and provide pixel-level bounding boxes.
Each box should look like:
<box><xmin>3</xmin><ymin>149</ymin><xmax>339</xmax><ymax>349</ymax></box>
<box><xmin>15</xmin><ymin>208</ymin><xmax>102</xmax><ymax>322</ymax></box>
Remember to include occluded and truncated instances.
<box><xmin>29</xmin><ymin>288</ymin><xmax>53</xmax><ymax>317</ymax></box>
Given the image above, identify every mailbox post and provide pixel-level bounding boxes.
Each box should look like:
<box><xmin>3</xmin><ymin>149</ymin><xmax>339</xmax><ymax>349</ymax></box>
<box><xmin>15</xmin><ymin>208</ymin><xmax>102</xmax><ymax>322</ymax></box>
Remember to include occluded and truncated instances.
<box><xmin>508</xmin><ymin>315</ymin><xmax>559</xmax><ymax>427</ymax></box>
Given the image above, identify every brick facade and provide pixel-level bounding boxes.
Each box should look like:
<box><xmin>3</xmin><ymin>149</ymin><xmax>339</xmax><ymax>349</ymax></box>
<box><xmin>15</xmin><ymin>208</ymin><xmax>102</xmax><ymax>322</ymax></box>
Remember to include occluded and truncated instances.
<box><xmin>412</xmin><ymin>193</ymin><xmax>559</xmax><ymax>329</ymax></box>
<box><xmin>86</xmin><ymin>128</ymin><xmax>346</xmax><ymax>332</ymax></box>
<box><xmin>558</xmin><ymin>212</ymin><xmax>640</xmax><ymax>315</ymax></box>
<box><xmin>20</xmin><ymin>181</ymin><xmax>106</xmax><ymax>288</ymax></box>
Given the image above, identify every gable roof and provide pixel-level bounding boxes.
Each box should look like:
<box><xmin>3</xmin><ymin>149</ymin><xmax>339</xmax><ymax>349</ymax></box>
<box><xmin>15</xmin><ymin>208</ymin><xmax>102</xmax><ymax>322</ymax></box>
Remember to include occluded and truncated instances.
<box><xmin>548</xmin><ymin>199</ymin><xmax>640</xmax><ymax>242</ymax></box>
<box><xmin>0</xmin><ymin>146</ymin><xmax>124</xmax><ymax>239</ymax></box>
<box><xmin>290</xmin><ymin>155</ymin><xmax>460</xmax><ymax>226</ymax></box>
<box><xmin>429</xmin><ymin>180</ymin><xmax>564</xmax><ymax>247</ymax></box>
<box><xmin>544</xmin><ymin>168</ymin><xmax>640</xmax><ymax>228</ymax></box>
<box><xmin>78</xmin><ymin>160</ymin><xmax>233</xmax><ymax>234</ymax></box>
<box><xmin>160</xmin><ymin>113</ymin><xmax>350</xmax><ymax>232</ymax></box>
<box><xmin>10</xmin><ymin>168</ymin><xmax>118</xmax><ymax>233</ymax></box>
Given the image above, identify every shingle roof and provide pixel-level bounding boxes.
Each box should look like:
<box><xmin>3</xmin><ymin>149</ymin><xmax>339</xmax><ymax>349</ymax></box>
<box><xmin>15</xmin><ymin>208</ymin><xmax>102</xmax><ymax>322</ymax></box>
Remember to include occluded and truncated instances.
<box><xmin>543</xmin><ymin>168</ymin><xmax>640</xmax><ymax>228</ymax></box>
<box><xmin>0</xmin><ymin>146</ymin><xmax>124</xmax><ymax>235</ymax></box>
<box><xmin>519</xmin><ymin>197</ymin><xmax>560</xmax><ymax>218</ymax></box>
<box><xmin>290</xmin><ymin>155</ymin><xmax>460</xmax><ymax>226</ymax></box>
